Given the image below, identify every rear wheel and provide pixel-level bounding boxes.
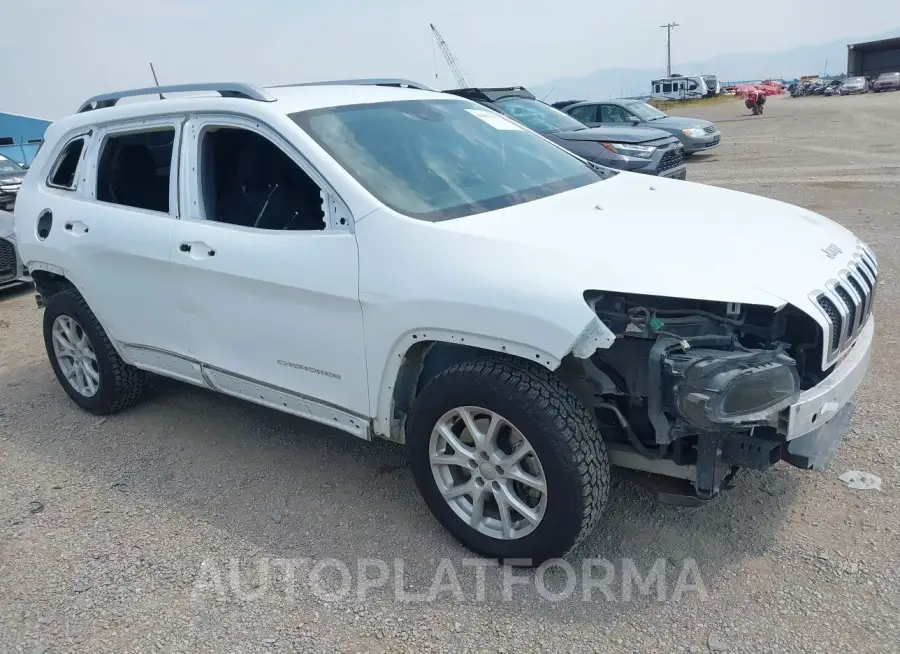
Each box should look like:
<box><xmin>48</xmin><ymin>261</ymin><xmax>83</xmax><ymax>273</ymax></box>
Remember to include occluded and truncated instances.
<box><xmin>407</xmin><ymin>357</ymin><xmax>610</xmax><ymax>565</ymax></box>
<box><xmin>43</xmin><ymin>288</ymin><xmax>146</xmax><ymax>414</ymax></box>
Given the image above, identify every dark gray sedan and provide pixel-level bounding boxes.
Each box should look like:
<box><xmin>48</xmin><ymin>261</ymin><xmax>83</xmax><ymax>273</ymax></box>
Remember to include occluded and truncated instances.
<box><xmin>560</xmin><ymin>99</ymin><xmax>722</xmax><ymax>155</ymax></box>
<box><xmin>443</xmin><ymin>88</ymin><xmax>687</xmax><ymax>179</ymax></box>
<box><xmin>873</xmin><ymin>72</ymin><xmax>900</xmax><ymax>92</ymax></box>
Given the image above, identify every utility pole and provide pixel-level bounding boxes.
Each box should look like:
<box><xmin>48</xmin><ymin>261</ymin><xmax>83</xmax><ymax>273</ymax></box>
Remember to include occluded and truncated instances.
<box><xmin>660</xmin><ymin>22</ymin><xmax>679</xmax><ymax>77</ymax></box>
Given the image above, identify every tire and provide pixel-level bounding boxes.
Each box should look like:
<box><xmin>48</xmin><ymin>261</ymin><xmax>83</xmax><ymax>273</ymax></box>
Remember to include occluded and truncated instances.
<box><xmin>43</xmin><ymin>287</ymin><xmax>146</xmax><ymax>414</ymax></box>
<box><xmin>407</xmin><ymin>356</ymin><xmax>610</xmax><ymax>565</ymax></box>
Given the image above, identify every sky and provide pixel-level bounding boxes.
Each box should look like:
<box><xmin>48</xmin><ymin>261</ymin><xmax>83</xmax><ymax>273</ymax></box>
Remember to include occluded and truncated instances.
<box><xmin>2</xmin><ymin>0</ymin><xmax>899</xmax><ymax>118</ymax></box>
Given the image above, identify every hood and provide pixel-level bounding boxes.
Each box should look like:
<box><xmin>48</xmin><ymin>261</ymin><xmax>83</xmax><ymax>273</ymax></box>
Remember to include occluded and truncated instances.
<box><xmin>554</xmin><ymin>125</ymin><xmax>674</xmax><ymax>145</ymax></box>
<box><xmin>648</xmin><ymin>115</ymin><xmax>714</xmax><ymax>130</ymax></box>
<box><xmin>441</xmin><ymin>172</ymin><xmax>861</xmax><ymax>312</ymax></box>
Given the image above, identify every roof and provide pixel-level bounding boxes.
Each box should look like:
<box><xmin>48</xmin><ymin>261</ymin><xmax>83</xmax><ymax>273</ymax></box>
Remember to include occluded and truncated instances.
<box><xmin>848</xmin><ymin>36</ymin><xmax>900</xmax><ymax>52</ymax></box>
<box><xmin>43</xmin><ymin>82</ymin><xmax>464</xmax><ymax>143</ymax></box>
<box><xmin>265</xmin><ymin>84</ymin><xmax>445</xmax><ymax>112</ymax></box>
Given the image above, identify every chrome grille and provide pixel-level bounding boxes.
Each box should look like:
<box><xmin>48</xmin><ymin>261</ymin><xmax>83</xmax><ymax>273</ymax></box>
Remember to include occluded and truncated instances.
<box><xmin>0</xmin><ymin>238</ymin><xmax>16</xmax><ymax>283</ymax></box>
<box><xmin>703</xmin><ymin>125</ymin><xmax>716</xmax><ymax>134</ymax></box>
<box><xmin>811</xmin><ymin>243</ymin><xmax>878</xmax><ymax>368</ymax></box>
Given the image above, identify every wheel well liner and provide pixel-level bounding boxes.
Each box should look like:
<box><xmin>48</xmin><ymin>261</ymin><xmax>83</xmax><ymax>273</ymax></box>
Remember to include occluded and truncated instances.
<box><xmin>31</xmin><ymin>269</ymin><xmax>74</xmax><ymax>302</ymax></box>
<box><xmin>382</xmin><ymin>333</ymin><xmax>564</xmax><ymax>442</ymax></box>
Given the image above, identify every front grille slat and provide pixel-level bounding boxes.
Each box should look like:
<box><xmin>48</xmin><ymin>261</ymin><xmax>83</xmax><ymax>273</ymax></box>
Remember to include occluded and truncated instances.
<box><xmin>817</xmin><ymin>295</ymin><xmax>842</xmax><ymax>352</ymax></box>
<box><xmin>847</xmin><ymin>268</ymin><xmax>870</xmax><ymax>317</ymax></box>
<box><xmin>814</xmin><ymin>245</ymin><xmax>879</xmax><ymax>368</ymax></box>
<box><xmin>834</xmin><ymin>284</ymin><xmax>858</xmax><ymax>337</ymax></box>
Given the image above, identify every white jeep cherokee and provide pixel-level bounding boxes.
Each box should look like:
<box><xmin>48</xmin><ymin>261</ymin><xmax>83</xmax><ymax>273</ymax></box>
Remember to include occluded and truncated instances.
<box><xmin>14</xmin><ymin>79</ymin><xmax>876</xmax><ymax>564</ymax></box>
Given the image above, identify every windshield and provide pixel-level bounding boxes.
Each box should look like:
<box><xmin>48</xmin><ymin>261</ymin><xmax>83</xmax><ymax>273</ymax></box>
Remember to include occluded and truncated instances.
<box><xmin>877</xmin><ymin>72</ymin><xmax>900</xmax><ymax>79</ymax></box>
<box><xmin>844</xmin><ymin>77</ymin><xmax>865</xmax><ymax>84</ymax></box>
<box><xmin>0</xmin><ymin>156</ymin><xmax>23</xmax><ymax>174</ymax></box>
<box><xmin>291</xmin><ymin>99</ymin><xmax>607</xmax><ymax>222</ymax></box>
<box><xmin>625</xmin><ymin>102</ymin><xmax>667</xmax><ymax>121</ymax></box>
<box><xmin>492</xmin><ymin>97</ymin><xmax>588</xmax><ymax>134</ymax></box>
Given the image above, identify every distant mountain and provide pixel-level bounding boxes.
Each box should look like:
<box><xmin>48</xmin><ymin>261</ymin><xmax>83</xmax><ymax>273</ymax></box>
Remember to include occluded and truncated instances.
<box><xmin>531</xmin><ymin>29</ymin><xmax>900</xmax><ymax>102</ymax></box>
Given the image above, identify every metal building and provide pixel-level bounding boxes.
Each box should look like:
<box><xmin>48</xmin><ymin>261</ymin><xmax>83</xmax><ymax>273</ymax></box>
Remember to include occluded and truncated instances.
<box><xmin>847</xmin><ymin>36</ymin><xmax>900</xmax><ymax>78</ymax></box>
<box><xmin>0</xmin><ymin>112</ymin><xmax>52</xmax><ymax>166</ymax></box>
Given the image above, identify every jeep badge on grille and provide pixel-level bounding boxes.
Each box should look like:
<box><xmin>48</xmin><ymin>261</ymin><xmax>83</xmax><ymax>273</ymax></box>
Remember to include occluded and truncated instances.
<box><xmin>822</xmin><ymin>244</ymin><xmax>843</xmax><ymax>259</ymax></box>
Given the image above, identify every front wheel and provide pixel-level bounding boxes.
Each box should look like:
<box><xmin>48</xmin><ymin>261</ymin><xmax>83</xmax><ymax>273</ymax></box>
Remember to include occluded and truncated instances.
<box><xmin>43</xmin><ymin>287</ymin><xmax>147</xmax><ymax>414</ymax></box>
<box><xmin>407</xmin><ymin>357</ymin><xmax>610</xmax><ymax>565</ymax></box>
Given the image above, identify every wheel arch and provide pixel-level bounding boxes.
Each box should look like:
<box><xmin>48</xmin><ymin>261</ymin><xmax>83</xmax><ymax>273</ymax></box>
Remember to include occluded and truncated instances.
<box><xmin>375</xmin><ymin>329</ymin><xmax>571</xmax><ymax>443</ymax></box>
<box><xmin>30</xmin><ymin>267</ymin><xmax>133</xmax><ymax>365</ymax></box>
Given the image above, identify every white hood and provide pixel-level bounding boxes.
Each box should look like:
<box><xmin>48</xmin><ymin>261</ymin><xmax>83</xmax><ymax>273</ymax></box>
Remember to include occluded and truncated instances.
<box><xmin>444</xmin><ymin>172</ymin><xmax>861</xmax><ymax>312</ymax></box>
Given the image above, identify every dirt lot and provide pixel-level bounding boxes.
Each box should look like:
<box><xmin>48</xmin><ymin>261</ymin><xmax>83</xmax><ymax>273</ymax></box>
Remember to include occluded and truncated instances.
<box><xmin>2</xmin><ymin>92</ymin><xmax>899</xmax><ymax>653</ymax></box>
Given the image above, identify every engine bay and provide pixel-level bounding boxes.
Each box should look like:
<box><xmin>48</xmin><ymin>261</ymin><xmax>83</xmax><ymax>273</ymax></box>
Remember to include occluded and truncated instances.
<box><xmin>561</xmin><ymin>291</ymin><xmax>835</xmax><ymax>501</ymax></box>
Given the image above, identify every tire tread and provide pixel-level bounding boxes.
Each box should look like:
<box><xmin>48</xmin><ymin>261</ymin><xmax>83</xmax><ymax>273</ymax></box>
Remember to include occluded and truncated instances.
<box><xmin>47</xmin><ymin>288</ymin><xmax>146</xmax><ymax>414</ymax></box>
<box><xmin>418</xmin><ymin>355</ymin><xmax>610</xmax><ymax>559</ymax></box>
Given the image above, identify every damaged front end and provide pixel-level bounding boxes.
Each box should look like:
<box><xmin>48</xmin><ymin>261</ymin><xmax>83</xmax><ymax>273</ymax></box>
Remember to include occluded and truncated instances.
<box><xmin>562</xmin><ymin>291</ymin><xmax>871</xmax><ymax>505</ymax></box>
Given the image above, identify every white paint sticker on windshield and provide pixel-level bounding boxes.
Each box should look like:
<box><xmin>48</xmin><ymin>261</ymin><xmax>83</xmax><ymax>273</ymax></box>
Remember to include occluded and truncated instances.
<box><xmin>465</xmin><ymin>108</ymin><xmax>523</xmax><ymax>130</ymax></box>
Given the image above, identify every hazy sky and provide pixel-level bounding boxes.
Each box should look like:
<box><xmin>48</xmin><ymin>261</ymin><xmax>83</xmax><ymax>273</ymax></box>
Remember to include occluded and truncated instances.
<box><xmin>2</xmin><ymin>0</ymin><xmax>899</xmax><ymax>118</ymax></box>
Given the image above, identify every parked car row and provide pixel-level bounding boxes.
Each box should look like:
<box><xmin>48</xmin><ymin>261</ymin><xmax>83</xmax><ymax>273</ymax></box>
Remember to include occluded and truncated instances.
<box><xmin>552</xmin><ymin>98</ymin><xmax>721</xmax><ymax>155</ymax></box>
<box><xmin>442</xmin><ymin>86</ymin><xmax>723</xmax><ymax>178</ymax></box>
<box><xmin>444</xmin><ymin>87</ymin><xmax>688</xmax><ymax>179</ymax></box>
<box><xmin>788</xmin><ymin>72</ymin><xmax>900</xmax><ymax>97</ymax></box>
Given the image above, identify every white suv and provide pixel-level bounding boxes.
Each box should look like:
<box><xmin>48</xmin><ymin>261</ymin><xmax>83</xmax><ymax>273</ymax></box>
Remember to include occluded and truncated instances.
<box><xmin>15</xmin><ymin>79</ymin><xmax>877</xmax><ymax>564</ymax></box>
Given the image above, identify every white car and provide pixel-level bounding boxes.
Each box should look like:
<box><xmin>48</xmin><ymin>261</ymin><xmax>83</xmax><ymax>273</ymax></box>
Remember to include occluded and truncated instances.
<box><xmin>14</xmin><ymin>79</ymin><xmax>877</xmax><ymax>564</ymax></box>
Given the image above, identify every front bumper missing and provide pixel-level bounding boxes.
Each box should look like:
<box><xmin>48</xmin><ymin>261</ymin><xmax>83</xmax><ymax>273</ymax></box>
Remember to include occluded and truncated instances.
<box><xmin>608</xmin><ymin>316</ymin><xmax>872</xmax><ymax>503</ymax></box>
<box><xmin>784</xmin><ymin>316</ymin><xmax>873</xmax><ymax>440</ymax></box>
<box><xmin>612</xmin><ymin>399</ymin><xmax>856</xmax><ymax>504</ymax></box>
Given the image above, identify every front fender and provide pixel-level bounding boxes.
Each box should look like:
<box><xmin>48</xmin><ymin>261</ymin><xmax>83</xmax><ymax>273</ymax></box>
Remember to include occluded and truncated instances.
<box><xmin>367</xmin><ymin>309</ymin><xmax>615</xmax><ymax>439</ymax></box>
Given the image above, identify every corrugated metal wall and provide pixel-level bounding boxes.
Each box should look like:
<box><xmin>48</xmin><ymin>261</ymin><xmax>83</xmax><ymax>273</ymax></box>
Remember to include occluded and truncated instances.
<box><xmin>0</xmin><ymin>113</ymin><xmax>52</xmax><ymax>166</ymax></box>
<box><xmin>847</xmin><ymin>40</ymin><xmax>900</xmax><ymax>77</ymax></box>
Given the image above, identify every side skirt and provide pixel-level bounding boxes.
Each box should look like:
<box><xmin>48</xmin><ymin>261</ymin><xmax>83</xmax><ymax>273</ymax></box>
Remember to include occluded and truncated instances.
<box><xmin>120</xmin><ymin>343</ymin><xmax>372</xmax><ymax>441</ymax></box>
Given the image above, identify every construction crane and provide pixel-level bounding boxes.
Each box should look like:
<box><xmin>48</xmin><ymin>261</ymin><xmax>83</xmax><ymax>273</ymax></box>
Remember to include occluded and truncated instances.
<box><xmin>430</xmin><ymin>23</ymin><xmax>471</xmax><ymax>88</ymax></box>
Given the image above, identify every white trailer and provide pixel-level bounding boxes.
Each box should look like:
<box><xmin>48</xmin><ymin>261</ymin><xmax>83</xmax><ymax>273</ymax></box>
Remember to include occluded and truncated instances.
<box><xmin>650</xmin><ymin>75</ymin><xmax>709</xmax><ymax>100</ymax></box>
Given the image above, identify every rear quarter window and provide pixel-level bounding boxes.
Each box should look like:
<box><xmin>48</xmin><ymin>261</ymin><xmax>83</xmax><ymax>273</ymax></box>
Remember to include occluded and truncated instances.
<box><xmin>47</xmin><ymin>137</ymin><xmax>88</xmax><ymax>190</ymax></box>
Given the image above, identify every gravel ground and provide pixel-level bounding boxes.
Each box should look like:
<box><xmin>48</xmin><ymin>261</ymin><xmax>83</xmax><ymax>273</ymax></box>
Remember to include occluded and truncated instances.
<box><xmin>1</xmin><ymin>92</ymin><xmax>899</xmax><ymax>654</ymax></box>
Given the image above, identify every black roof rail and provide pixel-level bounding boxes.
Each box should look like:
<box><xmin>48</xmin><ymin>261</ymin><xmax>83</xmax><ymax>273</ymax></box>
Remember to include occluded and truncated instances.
<box><xmin>550</xmin><ymin>99</ymin><xmax>584</xmax><ymax>109</ymax></box>
<box><xmin>442</xmin><ymin>86</ymin><xmax>537</xmax><ymax>103</ymax></box>
<box><xmin>273</xmin><ymin>78</ymin><xmax>435</xmax><ymax>91</ymax></box>
<box><xmin>76</xmin><ymin>82</ymin><xmax>276</xmax><ymax>113</ymax></box>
